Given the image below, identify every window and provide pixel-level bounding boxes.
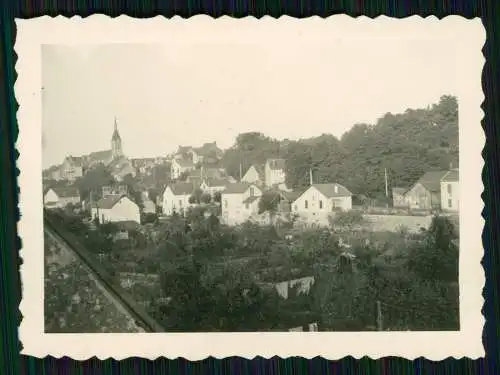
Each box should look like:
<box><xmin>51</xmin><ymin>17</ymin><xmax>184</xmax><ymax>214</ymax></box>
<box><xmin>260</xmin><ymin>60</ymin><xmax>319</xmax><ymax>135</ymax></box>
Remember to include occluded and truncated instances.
<box><xmin>224</xmin><ymin>199</ymin><xmax>228</xmax><ymax>208</ymax></box>
<box><xmin>447</xmin><ymin>183</ymin><xmax>452</xmax><ymax>194</ymax></box>
<box><xmin>448</xmin><ymin>199</ymin><xmax>452</xmax><ymax>208</ymax></box>
<box><xmin>305</xmin><ymin>200</ymin><xmax>308</xmax><ymax>209</ymax></box>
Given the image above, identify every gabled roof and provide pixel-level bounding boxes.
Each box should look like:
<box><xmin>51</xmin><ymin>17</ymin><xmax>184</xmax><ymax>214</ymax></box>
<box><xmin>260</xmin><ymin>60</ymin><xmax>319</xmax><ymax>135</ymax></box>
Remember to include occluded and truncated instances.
<box><xmin>441</xmin><ymin>169</ymin><xmax>459</xmax><ymax>182</ymax></box>
<box><xmin>93</xmin><ymin>194</ymin><xmax>132</xmax><ymax>209</ymax></box>
<box><xmin>310</xmin><ymin>183</ymin><xmax>352</xmax><ymax>198</ymax></box>
<box><xmin>222</xmin><ymin>182</ymin><xmax>257</xmax><ymax>194</ymax></box>
<box><xmin>173</xmin><ymin>158</ymin><xmax>194</xmax><ymax>168</ymax></box>
<box><xmin>416</xmin><ymin>171</ymin><xmax>449</xmax><ymax>192</ymax></box>
<box><xmin>48</xmin><ymin>186</ymin><xmax>80</xmax><ymax>198</ymax></box>
<box><xmin>266</xmin><ymin>159</ymin><xmax>286</xmax><ymax>170</ymax></box>
<box><xmin>166</xmin><ymin>182</ymin><xmax>195</xmax><ymax>196</ymax></box>
<box><xmin>243</xmin><ymin>196</ymin><xmax>260</xmax><ymax>204</ymax></box>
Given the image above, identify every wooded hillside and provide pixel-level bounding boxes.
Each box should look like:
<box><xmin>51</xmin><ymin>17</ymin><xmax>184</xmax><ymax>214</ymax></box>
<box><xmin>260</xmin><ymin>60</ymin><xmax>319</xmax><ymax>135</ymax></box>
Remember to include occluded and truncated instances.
<box><xmin>221</xmin><ymin>95</ymin><xmax>458</xmax><ymax>199</ymax></box>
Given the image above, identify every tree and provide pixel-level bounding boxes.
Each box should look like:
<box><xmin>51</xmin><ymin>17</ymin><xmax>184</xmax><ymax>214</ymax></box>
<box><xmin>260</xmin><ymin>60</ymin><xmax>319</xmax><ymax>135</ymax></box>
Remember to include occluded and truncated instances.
<box><xmin>407</xmin><ymin>215</ymin><xmax>458</xmax><ymax>282</ymax></box>
<box><xmin>258</xmin><ymin>191</ymin><xmax>281</xmax><ymax>214</ymax></box>
<box><xmin>213</xmin><ymin>191</ymin><xmax>222</xmax><ymax>203</ymax></box>
<box><xmin>188</xmin><ymin>188</ymin><xmax>203</xmax><ymax>204</ymax></box>
<box><xmin>75</xmin><ymin>164</ymin><xmax>115</xmax><ymax>201</ymax></box>
<box><xmin>329</xmin><ymin>210</ymin><xmax>366</xmax><ymax>233</ymax></box>
<box><xmin>178</xmin><ymin>171</ymin><xmax>190</xmax><ymax>181</ymax></box>
<box><xmin>200</xmin><ymin>193</ymin><xmax>212</xmax><ymax>204</ymax></box>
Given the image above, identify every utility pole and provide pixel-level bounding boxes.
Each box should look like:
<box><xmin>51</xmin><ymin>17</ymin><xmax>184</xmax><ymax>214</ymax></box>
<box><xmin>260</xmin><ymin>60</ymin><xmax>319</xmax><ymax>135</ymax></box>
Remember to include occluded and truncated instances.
<box><xmin>376</xmin><ymin>300</ymin><xmax>383</xmax><ymax>331</ymax></box>
<box><xmin>239</xmin><ymin>163</ymin><xmax>242</xmax><ymax>181</ymax></box>
<box><xmin>384</xmin><ymin>168</ymin><xmax>389</xmax><ymax>198</ymax></box>
<box><xmin>309</xmin><ymin>168</ymin><xmax>313</xmax><ymax>186</ymax></box>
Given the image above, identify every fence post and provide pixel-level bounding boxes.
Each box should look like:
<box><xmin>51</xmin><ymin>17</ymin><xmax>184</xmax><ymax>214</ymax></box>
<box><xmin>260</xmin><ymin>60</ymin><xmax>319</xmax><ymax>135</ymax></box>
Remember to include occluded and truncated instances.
<box><xmin>376</xmin><ymin>300</ymin><xmax>383</xmax><ymax>331</ymax></box>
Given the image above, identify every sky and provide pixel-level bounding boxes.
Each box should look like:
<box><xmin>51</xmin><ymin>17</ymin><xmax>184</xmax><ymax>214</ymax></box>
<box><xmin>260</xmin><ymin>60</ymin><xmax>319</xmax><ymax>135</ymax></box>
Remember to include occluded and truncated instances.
<box><xmin>42</xmin><ymin>32</ymin><xmax>457</xmax><ymax>168</ymax></box>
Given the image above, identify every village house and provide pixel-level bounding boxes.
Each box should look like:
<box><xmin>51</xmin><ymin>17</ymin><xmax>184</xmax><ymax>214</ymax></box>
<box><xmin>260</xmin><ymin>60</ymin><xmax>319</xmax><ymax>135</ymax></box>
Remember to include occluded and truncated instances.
<box><xmin>162</xmin><ymin>182</ymin><xmax>195</xmax><ymax>216</ymax></box>
<box><xmin>101</xmin><ymin>184</ymin><xmax>128</xmax><ymax>198</ymax></box>
<box><xmin>265</xmin><ymin>158</ymin><xmax>286</xmax><ymax>187</ymax></box>
<box><xmin>392</xmin><ymin>187</ymin><xmax>408</xmax><ymax>208</ymax></box>
<box><xmin>59</xmin><ymin>156</ymin><xmax>84</xmax><ymax>181</ymax></box>
<box><xmin>131</xmin><ymin>158</ymin><xmax>156</xmax><ymax>175</ymax></box>
<box><xmin>440</xmin><ymin>169</ymin><xmax>459</xmax><ymax>212</ymax></box>
<box><xmin>189</xmin><ymin>141</ymin><xmax>223</xmax><ymax>165</ymax></box>
<box><xmin>405</xmin><ymin>170</ymin><xmax>449</xmax><ymax>210</ymax></box>
<box><xmin>241</xmin><ymin>164</ymin><xmax>265</xmax><ymax>186</ymax></box>
<box><xmin>171</xmin><ymin>158</ymin><xmax>195</xmax><ymax>180</ymax></box>
<box><xmin>292</xmin><ymin>183</ymin><xmax>353</xmax><ymax>225</ymax></box>
<box><xmin>91</xmin><ymin>194</ymin><xmax>141</xmax><ymax>224</ymax></box>
<box><xmin>43</xmin><ymin>186</ymin><xmax>81</xmax><ymax>209</ymax></box>
<box><xmin>200</xmin><ymin>178</ymin><xmax>230</xmax><ymax>197</ymax></box>
<box><xmin>221</xmin><ymin>183</ymin><xmax>263</xmax><ymax>226</ymax></box>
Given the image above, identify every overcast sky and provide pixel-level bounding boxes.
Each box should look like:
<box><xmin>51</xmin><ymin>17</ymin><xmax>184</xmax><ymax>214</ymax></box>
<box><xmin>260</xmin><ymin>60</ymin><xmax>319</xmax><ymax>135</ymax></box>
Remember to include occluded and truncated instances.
<box><xmin>42</xmin><ymin>32</ymin><xmax>457</xmax><ymax>168</ymax></box>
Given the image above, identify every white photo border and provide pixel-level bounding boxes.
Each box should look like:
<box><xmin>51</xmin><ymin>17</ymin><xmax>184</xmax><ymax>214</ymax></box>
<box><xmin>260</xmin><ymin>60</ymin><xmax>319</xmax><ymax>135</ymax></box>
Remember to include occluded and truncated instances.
<box><xmin>16</xmin><ymin>14</ymin><xmax>486</xmax><ymax>360</ymax></box>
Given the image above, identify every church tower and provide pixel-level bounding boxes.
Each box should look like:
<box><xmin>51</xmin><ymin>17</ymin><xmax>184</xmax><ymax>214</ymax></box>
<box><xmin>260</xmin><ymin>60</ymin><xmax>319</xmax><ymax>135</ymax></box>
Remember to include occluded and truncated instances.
<box><xmin>111</xmin><ymin>116</ymin><xmax>123</xmax><ymax>159</ymax></box>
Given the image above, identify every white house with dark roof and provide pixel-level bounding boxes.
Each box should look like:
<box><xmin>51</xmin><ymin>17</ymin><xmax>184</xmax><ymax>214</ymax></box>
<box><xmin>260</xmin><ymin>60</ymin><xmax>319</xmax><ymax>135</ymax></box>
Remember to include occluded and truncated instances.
<box><xmin>91</xmin><ymin>194</ymin><xmax>140</xmax><ymax>224</ymax></box>
<box><xmin>440</xmin><ymin>169</ymin><xmax>459</xmax><ymax>212</ymax></box>
<box><xmin>171</xmin><ymin>158</ymin><xmax>195</xmax><ymax>180</ymax></box>
<box><xmin>162</xmin><ymin>182</ymin><xmax>195</xmax><ymax>215</ymax></box>
<box><xmin>292</xmin><ymin>183</ymin><xmax>353</xmax><ymax>225</ymax></box>
<box><xmin>241</xmin><ymin>164</ymin><xmax>265</xmax><ymax>186</ymax></box>
<box><xmin>221</xmin><ymin>183</ymin><xmax>262</xmax><ymax>225</ymax></box>
<box><xmin>44</xmin><ymin>186</ymin><xmax>81</xmax><ymax>209</ymax></box>
<box><xmin>265</xmin><ymin>159</ymin><xmax>286</xmax><ymax>187</ymax></box>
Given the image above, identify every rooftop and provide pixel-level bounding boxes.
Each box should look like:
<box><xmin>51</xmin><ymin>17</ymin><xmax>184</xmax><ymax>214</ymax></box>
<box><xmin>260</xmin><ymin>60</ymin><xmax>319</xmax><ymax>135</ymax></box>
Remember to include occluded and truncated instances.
<box><xmin>166</xmin><ymin>182</ymin><xmax>195</xmax><ymax>196</ymax></box>
<box><xmin>417</xmin><ymin>171</ymin><xmax>449</xmax><ymax>192</ymax></box>
<box><xmin>222</xmin><ymin>182</ymin><xmax>255</xmax><ymax>194</ymax></box>
<box><xmin>312</xmin><ymin>183</ymin><xmax>352</xmax><ymax>198</ymax></box>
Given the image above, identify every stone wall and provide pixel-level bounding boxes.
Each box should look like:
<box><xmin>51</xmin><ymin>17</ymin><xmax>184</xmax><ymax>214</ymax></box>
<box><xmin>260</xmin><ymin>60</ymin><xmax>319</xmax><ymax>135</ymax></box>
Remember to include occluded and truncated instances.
<box><xmin>363</xmin><ymin>214</ymin><xmax>433</xmax><ymax>233</ymax></box>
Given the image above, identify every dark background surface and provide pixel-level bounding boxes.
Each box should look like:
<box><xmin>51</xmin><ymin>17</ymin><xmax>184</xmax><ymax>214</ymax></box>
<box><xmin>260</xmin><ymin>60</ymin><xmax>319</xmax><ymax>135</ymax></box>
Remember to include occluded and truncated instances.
<box><xmin>0</xmin><ymin>0</ymin><xmax>498</xmax><ymax>374</ymax></box>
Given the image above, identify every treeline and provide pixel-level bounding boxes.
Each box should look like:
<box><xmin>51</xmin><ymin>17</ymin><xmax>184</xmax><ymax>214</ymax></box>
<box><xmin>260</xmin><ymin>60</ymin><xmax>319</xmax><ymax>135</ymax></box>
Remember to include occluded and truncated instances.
<box><xmin>221</xmin><ymin>95</ymin><xmax>458</xmax><ymax>199</ymax></box>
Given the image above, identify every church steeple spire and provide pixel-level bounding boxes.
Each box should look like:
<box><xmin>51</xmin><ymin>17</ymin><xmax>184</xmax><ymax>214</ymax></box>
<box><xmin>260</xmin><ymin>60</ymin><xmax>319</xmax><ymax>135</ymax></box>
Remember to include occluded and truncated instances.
<box><xmin>111</xmin><ymin>116</ymin><xmax>123</xmax><ymax>158</ymax></box>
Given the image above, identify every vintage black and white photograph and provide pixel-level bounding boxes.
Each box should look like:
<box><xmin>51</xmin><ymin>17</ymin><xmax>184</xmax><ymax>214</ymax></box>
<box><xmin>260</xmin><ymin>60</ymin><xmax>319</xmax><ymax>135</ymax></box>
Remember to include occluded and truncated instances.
<box><xmin>17</xmin><ymin>16</ymin><xmax>484</xmax><ymax>359</ymax></box>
